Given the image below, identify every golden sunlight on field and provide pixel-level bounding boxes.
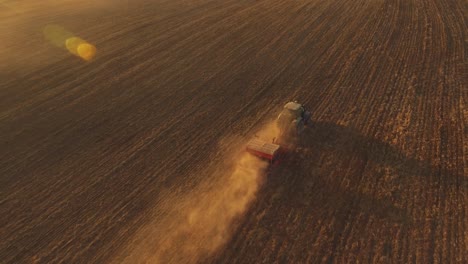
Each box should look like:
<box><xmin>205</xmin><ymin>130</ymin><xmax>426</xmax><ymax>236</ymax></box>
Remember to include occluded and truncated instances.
<box><xmin>1</xmin><ymin>0</ymin><xmax>466</xmax><ymax>263</ymax></box>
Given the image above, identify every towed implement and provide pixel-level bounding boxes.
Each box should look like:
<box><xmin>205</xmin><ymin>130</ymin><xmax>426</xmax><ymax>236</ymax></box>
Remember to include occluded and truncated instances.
<box><xmin>246</xmin><ymin>138</ymin><xmax>285</xmax><ymax>164</ymax></box>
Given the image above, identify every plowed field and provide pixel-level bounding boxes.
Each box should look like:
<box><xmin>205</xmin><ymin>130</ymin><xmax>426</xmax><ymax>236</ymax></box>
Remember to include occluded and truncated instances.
<box><xmin>1</xmin><ymin>0</ymin><xmax>466</xmax><ymax>263</ymax></box>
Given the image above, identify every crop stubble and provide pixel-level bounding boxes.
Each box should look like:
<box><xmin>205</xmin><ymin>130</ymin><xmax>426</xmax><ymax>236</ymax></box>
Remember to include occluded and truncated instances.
<box><xmin>0</xmin><ymin>0</ymin><xmax>466</xmax><ymax>263</ymax></box>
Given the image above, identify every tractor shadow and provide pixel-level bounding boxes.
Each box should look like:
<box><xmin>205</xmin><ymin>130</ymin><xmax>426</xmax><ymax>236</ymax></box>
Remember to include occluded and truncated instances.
<box><xmin>265</xmin><ymin>121</ymin><xmax>465</xmax><ymax>224</ymax></box>
<box><xmin>299</xmin><ymin>121</ymin><xmax>465</xmax><ymax>190</ymax></box>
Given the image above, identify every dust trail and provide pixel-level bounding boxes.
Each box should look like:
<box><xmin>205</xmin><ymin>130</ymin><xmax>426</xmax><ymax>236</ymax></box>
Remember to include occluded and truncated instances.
<box><xmin>116</xmin><ymin>123</ymin><xmax>279</xmax><ymax>264</ymax></box>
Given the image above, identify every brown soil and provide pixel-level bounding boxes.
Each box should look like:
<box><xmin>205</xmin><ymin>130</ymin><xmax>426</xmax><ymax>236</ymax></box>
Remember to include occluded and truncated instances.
<box><xmin>0</xmin><ymin>0</ymin><xmax>466</xmax><ymax>263</ymax></box>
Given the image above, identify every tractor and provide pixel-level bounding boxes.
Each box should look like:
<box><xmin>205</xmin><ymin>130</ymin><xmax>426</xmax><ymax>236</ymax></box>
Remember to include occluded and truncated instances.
<box><xmin>246</xmin><ymin>101</ymin><xmax>310</xmax><ymax>163</ymax></box>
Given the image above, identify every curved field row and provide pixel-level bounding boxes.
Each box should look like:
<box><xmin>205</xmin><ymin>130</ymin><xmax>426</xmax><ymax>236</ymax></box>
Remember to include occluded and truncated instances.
<box><xmin>0</xmin><ymin>0</ymin><xmax>465</xmax><ymax>263</ymax></box>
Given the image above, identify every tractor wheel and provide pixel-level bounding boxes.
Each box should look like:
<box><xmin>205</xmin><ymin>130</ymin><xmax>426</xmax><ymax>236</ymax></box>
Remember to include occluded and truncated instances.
<box><xmin>296</xmin><ymin>119</ymin><xmax>305</xmax><ymax>135</ymax></box>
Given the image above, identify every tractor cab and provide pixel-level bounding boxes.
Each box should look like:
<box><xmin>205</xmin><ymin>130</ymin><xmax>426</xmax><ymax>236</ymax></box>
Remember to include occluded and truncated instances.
<box><xmin>276</xmin><ymin>101</ymin><xmax>311</xmax><ymax>138</ymax></box>
<box><xmin>282</xmin><ymin>101</ymin><xmax>307</xmax><ymax>120</ymax></box>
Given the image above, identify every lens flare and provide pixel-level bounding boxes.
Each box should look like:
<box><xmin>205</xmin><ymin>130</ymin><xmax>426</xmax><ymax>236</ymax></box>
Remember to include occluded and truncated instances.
<box><xmin>77</xmin><ymin>43</ymin><xmax>97</xmax><ymax>61</ymax></box>
<box><xmin>43</xmin><ymin>25</ymin><xmax>72</xmax><ymax>48</ymax></box>
<box><xmin>43</xmin><ymin>24</ymin><xmax>97</xmax><ymax>61</ymax></box>
<box><xmin>65</xmin><ymin>36</ymin><xmax>83</xmax><ymax>54</ymax></box>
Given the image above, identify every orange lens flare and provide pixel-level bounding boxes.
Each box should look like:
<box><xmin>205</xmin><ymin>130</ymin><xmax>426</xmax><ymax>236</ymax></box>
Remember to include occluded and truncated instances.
<box><xmin>43</xmin><ymin>24</ymin><xmax>97</xmax><ymax>61</ymax></box>
<box><xmin>77</xmin><ymin>43</ymin><xmax>97</xmax><ymax>61</ymax></box>
<box><xmin>65</xmin><ymin>37</ymin><xmax>97</xmax><ymax>61</ymax></box>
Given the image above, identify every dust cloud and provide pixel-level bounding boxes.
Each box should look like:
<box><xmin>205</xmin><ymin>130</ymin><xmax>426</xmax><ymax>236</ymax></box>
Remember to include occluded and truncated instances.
<box><xmin>116</xmin><ymin>123</ymin><xmax>279</xmax><ymax>264</ymax></box>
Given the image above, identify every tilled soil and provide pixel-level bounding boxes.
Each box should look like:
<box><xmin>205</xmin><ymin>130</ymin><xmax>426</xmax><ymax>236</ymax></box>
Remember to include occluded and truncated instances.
<box><xmin>0</xmin><ymin>0</ymin><xmax>466</xmax><ymax>263</ymax></box>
